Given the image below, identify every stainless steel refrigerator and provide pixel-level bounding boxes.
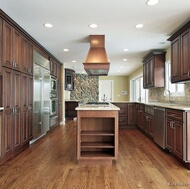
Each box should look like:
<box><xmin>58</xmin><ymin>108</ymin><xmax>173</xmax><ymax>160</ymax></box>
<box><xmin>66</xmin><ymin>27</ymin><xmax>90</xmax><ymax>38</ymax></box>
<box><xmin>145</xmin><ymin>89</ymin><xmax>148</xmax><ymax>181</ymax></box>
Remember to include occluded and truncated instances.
<box><xmin>32</xmin><ymin>51</ymin><xmax>50</xmax><ymax>141</ymax></box>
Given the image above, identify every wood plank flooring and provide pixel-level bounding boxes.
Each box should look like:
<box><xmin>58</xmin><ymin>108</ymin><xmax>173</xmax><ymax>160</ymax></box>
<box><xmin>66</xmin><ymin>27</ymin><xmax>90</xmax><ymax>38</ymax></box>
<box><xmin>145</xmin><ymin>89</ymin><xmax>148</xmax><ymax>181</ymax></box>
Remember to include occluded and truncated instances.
<box><xmin>0</xmin><ymin>120</ymin><xmax>190</xmax><ymax>189</ymax></box>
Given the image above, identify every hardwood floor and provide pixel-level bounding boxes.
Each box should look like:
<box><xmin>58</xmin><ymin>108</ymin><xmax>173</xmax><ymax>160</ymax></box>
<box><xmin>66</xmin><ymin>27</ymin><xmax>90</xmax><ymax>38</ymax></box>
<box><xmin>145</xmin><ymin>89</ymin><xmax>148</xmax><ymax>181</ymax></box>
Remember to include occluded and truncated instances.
<box><xmin>0</xmin><ymin>120</ymin><xmax>190</xmax><ymax>189</ymax></box>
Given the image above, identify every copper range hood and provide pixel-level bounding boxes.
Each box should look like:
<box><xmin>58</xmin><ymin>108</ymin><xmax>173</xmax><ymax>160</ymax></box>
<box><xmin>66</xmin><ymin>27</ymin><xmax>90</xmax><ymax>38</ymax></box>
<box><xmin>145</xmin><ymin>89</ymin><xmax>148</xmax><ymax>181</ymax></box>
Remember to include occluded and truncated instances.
<box><xmin>83</xmin><ymin>35</ymin><xmax>110</xmax><ymax>76</ymax></box>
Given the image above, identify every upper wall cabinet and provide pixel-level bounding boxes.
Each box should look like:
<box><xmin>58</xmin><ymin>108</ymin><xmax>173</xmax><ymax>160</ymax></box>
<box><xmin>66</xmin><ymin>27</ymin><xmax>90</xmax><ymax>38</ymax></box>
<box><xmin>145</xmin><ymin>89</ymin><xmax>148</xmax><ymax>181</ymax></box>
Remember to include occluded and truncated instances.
<box><xmin>142</xmin><ymin>51</ymin><xmax>165</xmax><ymax>89</ymax></box>
<box><xmin>0</xmin><ymin>18</ymin><xmax>2</xmax><ymax>75</ymax></box>
<box><xmin>65</xmin><ymin>68</ymin><xmax>75</xmax><ymax>91</ymax></box>
<box><xmin>57</xmin><ymin>64</ymin><xmax>62</xmax><ymax>84</ymax></box>
<box><xmin>2</xmin><ymin>20</ymin><xmax>21</xmax><ymax>71</ymax></box>
<box><xmin>50</xmin><ymin>58</ymin><xmax>57</xmax><ymax>77</ymax></box>
<box><xmin>21</xmin><ymin>36</ymin><xmax>33</xmax><ymax>75</ymax></box>
<box><xmin>168</xmin><ymin>21</ymin><xmax>190</xmax><ymax>83</ymax></box>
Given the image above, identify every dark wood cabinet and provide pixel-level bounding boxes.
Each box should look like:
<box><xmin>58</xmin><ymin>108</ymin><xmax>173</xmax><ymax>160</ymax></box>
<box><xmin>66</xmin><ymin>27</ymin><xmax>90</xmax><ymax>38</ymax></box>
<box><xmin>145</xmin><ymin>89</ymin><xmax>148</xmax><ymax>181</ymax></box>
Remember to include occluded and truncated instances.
<box><xmin>113</xmin><ymin>103</ymin><xmax>136</xmax><ymax>129</ymax></box>
<box><xmin>50</xmin><ymin>58</ymin><xmax>58</xmax><ymax>77</ymax></box>
<box><xmin>169</xmin><ymin>27</ymin><xmax>190</xmax><ymax>83</ymax></box>
<box><xmin>65</xmin><ymin>101</ymin><xmax>78</xmax><ymax>119</ymax></box>
<box><xmin>142</xmin><ymin>51</ymin><xmax>165</xmax><ymax>89</ymax></box>
<box><xmin>166</xmin><ymin>109</ymin><xmax>183</xmax><ymax>160</ymax></box>
<box><xmin>65</xmin><ymin>69</ymin><xmax>75</xmax><ymax>91</ymax></box>
<box><xmin>3</xmin><ymin>21</ymin><xmax>21</xmax><ymax>71</ymax></box>
<box><xmin>2</xmin><ymin>68</ymin><xmax>21</xmax><ymax>157</ymax></box>
<box><xmin>21</xmin><ymin>36</ymin><xmax>33</xmax><ymax>75</ymax></box>
<box><xmin>0</xmin><ymin>111</ymin><xmax>2</xmax><ymax>157</ymax></box>
<box><xmin>136</xmin><ymin>104</ymin><xmax>144</xmax><ymax>130</ymax></box>
<box><xmin>0</xmin><ymin>17</ymin><xmax>2</xmax><ymax>76</ymax></box>
<box><xmin>112</xmin><ymin>103</ymin><xmax>127</xmax><ymax>129</ymax></box>
<box><xmin>21</xmin><ymin>73</ymin><xmax>33</xmax><ymax>145</ymax></box>
<box><xmin>57</xmin><ymin>64</ymin><xmax>62</xmax><ymax>84</ymax></box>
<box><xmin>127</xmin><ymin>103</ymin><xmax>136</xmax><ymax>126</ymax></box>
<box><xmin>144</xmin><ymin>113</ymin><xmax>154</xmax><ymax>138</ymax></box>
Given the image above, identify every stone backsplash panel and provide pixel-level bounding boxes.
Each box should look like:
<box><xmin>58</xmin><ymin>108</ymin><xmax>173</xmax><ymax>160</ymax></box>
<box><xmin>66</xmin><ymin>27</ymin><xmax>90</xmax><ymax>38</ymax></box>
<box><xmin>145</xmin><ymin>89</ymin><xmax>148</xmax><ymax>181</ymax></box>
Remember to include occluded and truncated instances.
<box><xmin>148</xmin><ymin>82</ymin><xmax>190</xmax><ymax>105</ymax></box>
<box><xmin>70</xmin><ymin>74</ymin><xmax>99</xmax><ymax>103</ymax></box>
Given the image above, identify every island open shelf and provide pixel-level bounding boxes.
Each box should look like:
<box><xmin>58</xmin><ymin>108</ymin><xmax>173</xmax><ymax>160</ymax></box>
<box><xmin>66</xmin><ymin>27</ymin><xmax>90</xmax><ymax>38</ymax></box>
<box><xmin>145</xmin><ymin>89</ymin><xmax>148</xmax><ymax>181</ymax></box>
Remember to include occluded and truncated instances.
<box><xmin>76</xmin><ymin>108</ymin><xmax>119</xmax><ymax>165</ymax></box>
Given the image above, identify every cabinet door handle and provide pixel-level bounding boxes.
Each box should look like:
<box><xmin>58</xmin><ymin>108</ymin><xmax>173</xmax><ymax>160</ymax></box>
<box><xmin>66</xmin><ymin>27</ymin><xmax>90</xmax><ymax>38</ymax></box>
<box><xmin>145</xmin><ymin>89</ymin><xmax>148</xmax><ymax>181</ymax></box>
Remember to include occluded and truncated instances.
<box><xmin>188</xmin><ymin>70</ymin><xmax>190</xmax><ymax>77</ymax></box>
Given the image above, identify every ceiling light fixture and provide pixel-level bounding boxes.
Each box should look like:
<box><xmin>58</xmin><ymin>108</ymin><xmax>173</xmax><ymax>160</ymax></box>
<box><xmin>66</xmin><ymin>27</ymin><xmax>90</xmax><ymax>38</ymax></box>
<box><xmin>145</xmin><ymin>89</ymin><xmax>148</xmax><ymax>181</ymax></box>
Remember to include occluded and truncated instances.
<box><xmin>43</xmin><ymin>23</ymin><xmax>53</xmax><ymax>28</ymax></box>
<box><xmin>135</xmin><ymin>24</ymin><xmax>144</xmax><ymax>29</ymax></box>
<box><xmin>146</xmin><ymin>0</ymin><xmax>159</xmax><ymax>6</ymax></box>
<box><xmin>89</xmin><ymin>24</ymin><xmax>97</xmax><ymax>28</ymax></box>
<box><xmin>123</xmin><ymin>59</ymin><xmax>127</xmax><ymax>61</ymax></box>
<box><xmin>63</xmin><ymin>49</ymin><xmax>69</xmax><ymax>52</ymax></box>
<box><xmin>124</xmin><ymin>49</ymin><xmax>129</xmax><ymax>52</ymax></box>
<box><xmin>72</xmin><ymin>60</ymin><xmax>76</xmax><ymax>63</ymax></box>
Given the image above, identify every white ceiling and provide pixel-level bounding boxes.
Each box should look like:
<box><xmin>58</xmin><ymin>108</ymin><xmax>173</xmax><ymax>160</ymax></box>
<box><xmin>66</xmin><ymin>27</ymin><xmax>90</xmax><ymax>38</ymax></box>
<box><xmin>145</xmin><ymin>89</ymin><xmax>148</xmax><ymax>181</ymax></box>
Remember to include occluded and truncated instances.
<box><xmin>1</xmin><ymin>0</ymin><xmax>190</xmax><ymax>76</ymax></box>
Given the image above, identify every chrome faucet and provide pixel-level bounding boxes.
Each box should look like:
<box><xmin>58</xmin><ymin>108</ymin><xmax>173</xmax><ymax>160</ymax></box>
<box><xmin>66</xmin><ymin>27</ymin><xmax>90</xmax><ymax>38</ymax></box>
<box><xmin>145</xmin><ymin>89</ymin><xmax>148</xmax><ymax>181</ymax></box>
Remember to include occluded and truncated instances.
<box><xmin>101</xmin><ymin>94</ymin><xmax>107</xmax><ymax>102</ymax></box>
<box><xmin>165</xmin><ymin>90</ymin><xmax>172</xmax><ymax>103</ymax></box>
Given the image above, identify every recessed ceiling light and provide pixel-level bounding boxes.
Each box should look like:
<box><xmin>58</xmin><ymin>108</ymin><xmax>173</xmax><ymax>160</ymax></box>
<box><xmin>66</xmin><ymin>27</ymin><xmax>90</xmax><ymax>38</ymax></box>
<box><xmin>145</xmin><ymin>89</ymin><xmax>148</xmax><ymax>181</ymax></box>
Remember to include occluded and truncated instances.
<box><xmin>135</xmin><ymin>24</ymin><xmax>144</xmax><ymax>29</ymax></box>
<box><xmin>63</xmin><ymin>49</ymin><xmax>69</xmax><ymax>52</ymax></box>
<box><xmin>72</xmin><ymin>60</ymin><xmax>76</xmax><ymax>63</ymax></box>
<box><xmin>146</xmin><ymin>0</ymin><xmax>159</xmax><ymax>6</ymax></box>
<box><xmin>123</xmin><ymin>59</ymin><xmax>127</xmax><ymax>61</ymax></box>
<box><xmin>43</xmin><ymin>23</ymin><xmax>53</xmax><ymax>28</ymax></box>
<box><xmin>89</xmin><ymin>24</ymin><xmax>97</xmax><ymax>28</ymax></box>
<box><xmin>124</xmin><ymin>49</ymin><xmax>129</xmax><ymax>52</ymax></box>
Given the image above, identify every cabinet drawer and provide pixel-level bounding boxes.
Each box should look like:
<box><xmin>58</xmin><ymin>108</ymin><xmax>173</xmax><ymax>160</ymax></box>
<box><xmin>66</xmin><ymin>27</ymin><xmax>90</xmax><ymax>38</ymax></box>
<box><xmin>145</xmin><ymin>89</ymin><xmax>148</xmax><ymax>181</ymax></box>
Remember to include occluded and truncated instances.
<box><xmin>119</xmin><ymin>117</ymin><xmax>127</xmax><ymax>125</ymax></box>
<box><xmin>119</xmin><ymin>109</ymin><xmax>127</xmax><ymax>116</ymax></box>
<box><xmin>166</xmin><ymin>109</ymin><xmax>183</xmax><ymax>122</ymax></box>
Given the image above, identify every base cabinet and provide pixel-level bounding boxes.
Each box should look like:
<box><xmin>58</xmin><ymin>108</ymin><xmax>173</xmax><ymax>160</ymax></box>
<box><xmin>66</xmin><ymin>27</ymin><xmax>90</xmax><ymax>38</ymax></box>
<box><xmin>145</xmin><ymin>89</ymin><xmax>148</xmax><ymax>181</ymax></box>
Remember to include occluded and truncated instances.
<box><xmin>112</xmin><ymin>103</ymin><xmax>137</xmax><ymax>129</ymax></box>
<box><xmin>166</xmin><ymin>109</ymin><xmax>183</xmax><ymax>160</ymax></box>
<box><xmin>65</xmin><ymin>101</ymin><xmax>79</xmax><ymax>119</ymax></box>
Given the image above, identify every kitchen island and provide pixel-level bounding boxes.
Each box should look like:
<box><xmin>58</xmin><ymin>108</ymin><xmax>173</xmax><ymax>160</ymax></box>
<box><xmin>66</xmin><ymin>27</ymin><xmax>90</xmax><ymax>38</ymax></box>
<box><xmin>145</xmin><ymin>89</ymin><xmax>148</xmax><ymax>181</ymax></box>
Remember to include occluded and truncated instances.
<box><xmin>76</xmin><ymin>103</ymin><xmax>120</xmax><ymax>165</ymax></box>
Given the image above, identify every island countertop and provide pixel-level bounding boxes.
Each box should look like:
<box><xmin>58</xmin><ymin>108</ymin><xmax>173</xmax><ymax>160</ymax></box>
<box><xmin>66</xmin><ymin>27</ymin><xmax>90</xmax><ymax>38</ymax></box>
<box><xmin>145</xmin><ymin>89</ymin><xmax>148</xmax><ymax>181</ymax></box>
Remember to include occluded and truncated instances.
<box><xmin>75</xmin><ymin>103</ymin><xmax>120</xmax><ymax>111</ymax></box>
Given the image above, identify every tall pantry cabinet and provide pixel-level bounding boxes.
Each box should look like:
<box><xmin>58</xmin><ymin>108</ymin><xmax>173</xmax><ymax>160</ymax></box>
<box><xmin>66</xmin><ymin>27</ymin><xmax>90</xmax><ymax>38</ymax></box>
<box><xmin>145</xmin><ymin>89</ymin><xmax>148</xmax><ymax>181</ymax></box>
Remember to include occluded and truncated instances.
<box><xmin>0</xmin><ymin>16</ymin><xmax>33</xmax><ymax>163</ymax></box>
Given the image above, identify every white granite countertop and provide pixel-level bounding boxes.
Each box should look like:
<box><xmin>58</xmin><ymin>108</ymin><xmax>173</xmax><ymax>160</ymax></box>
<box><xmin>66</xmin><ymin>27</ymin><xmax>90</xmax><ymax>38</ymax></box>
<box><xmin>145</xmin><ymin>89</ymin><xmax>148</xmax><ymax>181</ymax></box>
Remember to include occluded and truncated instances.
<box><xmin>113</xmin><ymin>101</ymin><xmax>190</xmax><ymax>111</ymax></box>
<box><xmin>76</xmin><ymin>103</ymin><xmax>120</xmax><ymax>111</ymax></box>
<box><xmin>142</xmin><ymin>102</ymin><xmax>190</xmax><ymax>111</ymax></box>
<box><xmin>0</xmin><ymin>107</ymin><xmax>4</xmax><ymax>111</ymax></box>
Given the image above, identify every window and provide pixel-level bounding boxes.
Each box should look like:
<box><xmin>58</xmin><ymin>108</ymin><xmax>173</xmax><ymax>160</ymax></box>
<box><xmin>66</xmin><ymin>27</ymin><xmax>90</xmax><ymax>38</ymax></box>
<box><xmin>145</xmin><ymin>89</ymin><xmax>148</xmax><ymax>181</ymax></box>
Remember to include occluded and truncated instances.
<box><xmin>130</xmin><ymin>74</ymin><xmax>147</xmax><ymax>102</ymax></box>
<box><xmin>165</xmin><ymin>61</ymin><xmax>184</xmax><ymax>96</ymax></box>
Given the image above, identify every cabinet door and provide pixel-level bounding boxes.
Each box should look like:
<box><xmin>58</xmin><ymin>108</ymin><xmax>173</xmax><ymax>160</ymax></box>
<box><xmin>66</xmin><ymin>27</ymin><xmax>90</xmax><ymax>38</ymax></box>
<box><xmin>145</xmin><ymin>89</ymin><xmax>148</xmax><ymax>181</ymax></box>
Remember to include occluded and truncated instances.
<box><xmin>171</xmin><ymin>36</ymin><xmax>181</xmax><ymax>82</ymax></box>
<box><xmin>173</xmin><ymin>121</ymin><xmax>183</xmax><ymax>160</ymax></box>
<box><xmin>143</xmin><ymin>63</ymin><xmax>148</xmax><ymax>88</ymax></box>
<box><xmin>0</xmin><ymin>112</ymin><xmax>2</xmax><ymax>157</ymax></box>
<box><xmin>3</xmin><ymin>68</ymin><xmax>13</xmax><ymax>156</ymax></box>
<box><xmin>166</xmin><ymin>119</ymin><xmax>173</xmax><ymax>152</ymax></box>
<box><xmin>21</xmin><ymin>36</ymin><xmax>33</xmax><ymax>75</ymax></box>
<box><xmin>3</xmin><ymin>21</ymin><xmax>13</xmax><ymax>69</ymax></box>
<box><xmin>28</xmin><ymin>75</ymin><xmax>33</xmax><ymax>140</ymax></box>
<box><xmin>0</xmin><ymin>18</ymin><xmax>2</xmax><ymax>75</ymax></box>
<box><xmin>149</xmin><ymin>116</ymin><xmax>154</xmax><ymax>138</ymax></box>
<box><xmin>12</xmin><ymin>28</ymin><xmax>21</xmax><ymax>71</ymax></box>
<box><xmin>57</xmin><ymin>64</ymin><xmax>62</xmax><ymax>84</ymax></box>
<box><xmin>128</xmin><ymin>104</ymin><xmax>136</xmax><ymax>125</ymax></box>
<box><xmin>12</xmin><ymin>71</ymin><xmax>21</xmax><ymax>151</ymax></box>
<box><xmin>137</xmin><ymin>109</ymin><xmax>144</xmax><ymax>129</ymax></box>
<box><xmin>65</xmin><ymin>69</ymin><xmax>74</xmax><ymax>90</ymax></box>
<box><xmin>148</xmin><ymin>57</ymin><xmax>154</xmax><ymax>87</ymax></box>
<box><xmin>180</xmin><ymin>29</ymin><xmax>190</xmax><ymax>81</ymax></box>
<box><xmin>21</xmin><ymin>74</ymin><xmax>29</xmax><ymax>146</ymax></box>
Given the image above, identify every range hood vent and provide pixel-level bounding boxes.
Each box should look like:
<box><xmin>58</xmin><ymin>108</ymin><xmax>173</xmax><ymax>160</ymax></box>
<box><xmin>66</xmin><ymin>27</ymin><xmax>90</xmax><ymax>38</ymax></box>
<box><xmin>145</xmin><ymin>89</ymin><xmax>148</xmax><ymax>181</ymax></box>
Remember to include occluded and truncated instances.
<box><xmin>83</xmin><ymin>35</ymin><xmax>110</xmax><ymax>76</ymax></box>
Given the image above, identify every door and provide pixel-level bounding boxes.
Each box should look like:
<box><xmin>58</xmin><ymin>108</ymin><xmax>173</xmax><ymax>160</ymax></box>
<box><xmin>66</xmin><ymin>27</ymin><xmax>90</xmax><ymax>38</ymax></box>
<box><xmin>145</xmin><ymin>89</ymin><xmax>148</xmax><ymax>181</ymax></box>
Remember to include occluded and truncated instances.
<box><xmin>99</xmin><ymin>80</ymin><xmax>113</xmax><ymax>102</ymax></box>
<box><xmin>33</xmin><ymin>64</ymin><xmax>50</xmax><ymax>139</ymax></box>
<box><xmin>33</xmin><ymin>64</ymin><xmax>43</xmax><ymax>139</ymax></box>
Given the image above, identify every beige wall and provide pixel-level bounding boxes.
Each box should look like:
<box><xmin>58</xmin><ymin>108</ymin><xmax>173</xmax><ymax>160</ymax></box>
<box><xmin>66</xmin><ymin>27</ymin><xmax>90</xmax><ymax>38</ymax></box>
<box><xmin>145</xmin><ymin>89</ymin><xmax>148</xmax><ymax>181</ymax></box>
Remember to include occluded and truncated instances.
<box><xmin>99</xmin><ymin>76</ymin><xmax>129</xmax><ymax>102</ymax></box>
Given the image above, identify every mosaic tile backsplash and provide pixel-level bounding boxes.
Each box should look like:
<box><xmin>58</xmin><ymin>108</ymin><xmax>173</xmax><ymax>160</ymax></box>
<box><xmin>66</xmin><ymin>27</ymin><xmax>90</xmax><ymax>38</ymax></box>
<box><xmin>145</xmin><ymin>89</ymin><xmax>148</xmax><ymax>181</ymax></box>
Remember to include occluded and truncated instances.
<box><xmin>70</xmin><ymin>74</ymin><xmax>99</xmax><ymax>103</ymax></box>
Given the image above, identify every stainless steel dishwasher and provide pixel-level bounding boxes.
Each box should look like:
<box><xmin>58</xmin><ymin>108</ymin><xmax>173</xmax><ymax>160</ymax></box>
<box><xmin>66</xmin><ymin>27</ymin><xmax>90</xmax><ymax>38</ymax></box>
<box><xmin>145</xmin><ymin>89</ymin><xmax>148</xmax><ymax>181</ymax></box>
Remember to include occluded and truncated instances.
<box><xmin>153</xmin><ymin>107</ymin><xmax>166</xmax><ymax>149</ymax></box>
